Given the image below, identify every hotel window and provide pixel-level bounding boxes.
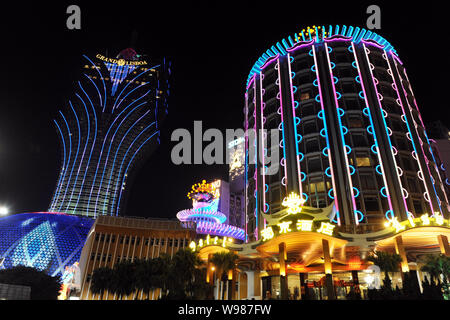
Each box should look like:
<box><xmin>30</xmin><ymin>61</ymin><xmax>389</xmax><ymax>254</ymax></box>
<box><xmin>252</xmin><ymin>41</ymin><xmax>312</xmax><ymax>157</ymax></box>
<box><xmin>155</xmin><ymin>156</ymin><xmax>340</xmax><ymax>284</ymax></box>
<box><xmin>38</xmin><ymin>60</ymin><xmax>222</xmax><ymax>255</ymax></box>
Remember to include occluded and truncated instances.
<box><xmin>352</xmin><ymin>133</ymin><xmax>368</xmax><ymax>147</ymax></box>
<box><xmin>348</xmin><ymin>117</ymin><xmax>364</xmax><ymax>128</ymax></box>
<box><xmin>160</xmin><ymin>239</ymin><xmax>165</xmax><ymax>246</ymax></box>
<box><xmin>300</xmin><ymin>103</ymin><xmax>315</xmax><ymax>117</ymax></box>
<box><xmin>305</xmin><ymin>138</ymin><xmax>320</xmax><ymax>153</ymax></box>
<box><xmin>360</xmin><ymin>174</ymin><xmax>376</xmax><ymax>190</ymax></box>
<box><xmin>341</xmin><ymin>82</ymin><xmax>355</xmax><ymax>93</ymax></box>
<box><xmin>413</xmin><ymin>199</ymin><xmax>423</xmax><ymax>215</ymax></box>
<box><xmin>271</xmin><ymin>187</ymin><xmax>281</xmax><ymax>203</ymax></box>
<box><xmin>308</xmin><ymin>181</ymin><xmax>326</xmax><ymax>193</ymax></box>
<box><xmin>303</xmin><ymin>120</ymin><xmax>317</xmax><ymax>135</ymax></box>
<box><xmin>407</xmin><ymin>177</ymin><xmax>419</xmax><ymax>193</ymax></box>
<box><xmin>356</xmin><ymin>156</ymin><xmax>371</xmax><ymax>167</ymax></box>
<box><xmin>364</xmin><ymin>197</ymin><xmax>380</xmax><ymax>212</ymax></box>
<box><xmin>300</xmin><ymin>91</ymin><xmax>311</xmax><ymax>101</ymax></box>
<box><xmin>307</xmin><ymin>157</ymin><xmax>322</xmax><ymax>173</ymax></box>
<box><xmin>401</xmin><ymin>156</ymin><xmax>413</xmax><ymax>171</ymax></box>
<box><xmin>343</xmin><ymin>97</ymin><xmax>360</xmax><ymax>110</ymax></box>
<box><xmin>169</xmin><ymin>239</ymin><xmax>173</xmax><ymax>247</ymax></box>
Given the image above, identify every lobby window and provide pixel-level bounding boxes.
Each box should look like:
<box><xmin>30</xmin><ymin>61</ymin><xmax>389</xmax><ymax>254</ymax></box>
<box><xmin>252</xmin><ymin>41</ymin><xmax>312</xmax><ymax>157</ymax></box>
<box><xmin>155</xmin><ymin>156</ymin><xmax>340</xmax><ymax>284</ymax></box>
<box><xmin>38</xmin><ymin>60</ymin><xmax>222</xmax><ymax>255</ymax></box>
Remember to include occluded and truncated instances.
<box><xmin>401</xmin><ymin>156</ymin><xmax>413</xmax><ymax>171</ymax></box>
<box><xmin>303</xmin><ymin>120</ymin><xmax>317</xmax><ymax>135</ymax></box>
<box><xmin>356</xmin><ymin>157</ymin><xmax>371</xmax><ymax>167</ymax></box>
<box><xmin>360</xmin><ymin>174</ymin><xmax>377</xmax><ymax>190</ymax></box>
<box><xmin>352</xmin><ymin>133</ymin><xmax>368</xmax><ymax>147</ymax></box>
<box><xmin>344</xmin><ymin>97</ymin><xmax>360</xmax><ymax>110</ymax></box>
<box><xmin>300</xmin><ymin>103</ymin><xmax>315</xmax><ymax>117</ymax></box>
<box><xmin>308</xmin><ymin>181</ymin><xmax>326</xmax><ymax>193</ymax></box>
<box><xmin>305</xmin><ymin>138</ymin><xmax>320</xmax><ymax>153</ymax></box>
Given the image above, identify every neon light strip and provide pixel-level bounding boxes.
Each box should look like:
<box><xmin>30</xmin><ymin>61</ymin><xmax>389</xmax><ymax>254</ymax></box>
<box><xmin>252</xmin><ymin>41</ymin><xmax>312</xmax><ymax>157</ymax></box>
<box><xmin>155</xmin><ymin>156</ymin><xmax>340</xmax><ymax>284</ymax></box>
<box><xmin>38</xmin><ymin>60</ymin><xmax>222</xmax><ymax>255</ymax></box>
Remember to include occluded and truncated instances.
<box><xmin>103</xmin><ymin>113</ymin><xmax>154</xmax><ymax>214</ymax></box>
<box><xmin>72</xmin><ymin>82</ymin><xmax>98</xmax><ymax>215</ymax></box>
<box><xmin>324</xmin><ymin>43</ymin><xmax>359</xmax><ymax>225</ymax></box>
<box><xmin>50</xmin><ymin>120</ymin><xmax>67</xmax><ymax>210</ymax></box>
<box><xmin>115</xmin><ymin>130</ymin><xmax>159</xmax><ymax>216</ymax></box>
<box><xmin>311</xmin><ymin>45</ymin><xmax>340</xmax><ymax>225</ymax></box>
<box><xmin>94</xmin><ymin>101</ymin><xmax>148</xmax><ymax>215</ymax></box>
<box><xmin>351</xmin><ymin>43</ymin><xmax>395</xmax><ymax>219</ymax></box>
<box><xmin>253</xmin><ymin>78</ymin><xmax>258</xmax><ymax>240</ymax></box>
<box><xmin>287</xmin><ymin>53</ymin><xmax>303</xmax><ymax>196</ymax></box>
<box><xmin>244</xmin><ymin>92</ymin><xmax>249</xmax><ymax>242</ymax></box>
<box><xmin>393</xmin><ymin>59</ymin><xmax>446</xmax><ymax>214</ymax></box>
<box><xmin>86</xmin><ymin>90</ymin><xmax>151</xmax><ymax>217</ymax></box>
<box><xmin>276</xmin><ymin>58</ymin><xmax>289</xmax><ymax>195</ymax></box>
<box><xmin>259</xmin><ymin>72</ymin><xmax>267</xmax><ymax>229</ymax></box>
<box><xmin>83</xmin><ymin>74</ymin><xmax>102</xmax><ymax>107</ymax></box>
<box><xmin>113</xmin><ymin>65</ymin><xmax>159</xmax><ymax>111</ymax></box>
<box><xmin>83</xmin><ymin>55</ymin><xmax>106</xmax><ymax>112</ymax></box>
<box><xmin>60</xmin><ymin>101</ymin><xmax>81</xmax><ymax>212</ymax></box>
<box><xmin>362</xmin><ymin>43</ymin><xmax>416</xmax><ymax>218</ymax></box>
<box><xmin>66</xmin><ymin>93</ymin><xmax>91</xmax><ymax>214</ymax></box>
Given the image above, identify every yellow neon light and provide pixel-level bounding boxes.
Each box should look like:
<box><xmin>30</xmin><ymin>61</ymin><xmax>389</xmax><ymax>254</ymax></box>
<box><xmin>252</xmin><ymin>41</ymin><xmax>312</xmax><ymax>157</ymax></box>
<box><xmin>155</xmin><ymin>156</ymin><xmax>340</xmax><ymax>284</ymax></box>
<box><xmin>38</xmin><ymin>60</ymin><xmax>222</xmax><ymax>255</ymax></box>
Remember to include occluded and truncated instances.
<box><xmin>278</xmin><ymin>221</ymin><xmax>292</xmax><ymax>234</ymax></box>
<box><xmin>420</xmin><ymin>213</ymin><xmax>430</xmax><ymax>226</ymax></box>
<box><xmin>434</xmin><ymin>212</ymin><xmax>444</xmax><ymax>225</ymax></box>
<box><xmin>384</xmin><ymin>217</ymin><xmax>405</xmax><ymax>233</ymax></box>
<box><xmin>261</xmin><ymin>226</ymin><xmax>275</xmax><ymax>241</ymax></box>
<box><xmin>281</xmin><ymin>192</ymin><xmax>304</xmax><ymax>215</ymax></box>
<box><xmin>296</xmin><ymin>220</ymin><xmax>313</xmax><ymax>232</ymax></box>
<box><xmin>317</xmin><ymin>222</ymin><xmax>335</xmax><ymax>236</ymax></box>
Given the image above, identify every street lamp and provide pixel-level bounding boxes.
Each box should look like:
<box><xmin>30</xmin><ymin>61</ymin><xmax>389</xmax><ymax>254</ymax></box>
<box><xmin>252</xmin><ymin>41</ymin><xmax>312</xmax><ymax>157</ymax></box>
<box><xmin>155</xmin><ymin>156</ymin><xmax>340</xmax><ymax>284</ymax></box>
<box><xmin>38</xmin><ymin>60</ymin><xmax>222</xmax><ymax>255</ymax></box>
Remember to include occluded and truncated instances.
<box><xmin>0</xmin><ymin>206</ymin><xmax>9</xmax><ymax>216</ymax></box>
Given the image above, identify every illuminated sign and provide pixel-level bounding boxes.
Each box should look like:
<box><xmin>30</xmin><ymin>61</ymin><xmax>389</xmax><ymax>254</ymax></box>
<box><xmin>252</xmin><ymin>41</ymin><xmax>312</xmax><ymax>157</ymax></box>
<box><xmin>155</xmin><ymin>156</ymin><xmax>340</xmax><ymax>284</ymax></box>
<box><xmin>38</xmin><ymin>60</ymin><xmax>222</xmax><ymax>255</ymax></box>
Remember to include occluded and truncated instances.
<box><xmin>189</xmin><ymin>235</ymin><xmax>232</xmax><ymax>251</ymax></box>
<box><xmin>282</xmin><ymin>192</ymin><xmax>305</xmax><ymax>215</ymax></box>
<box><xmin>261</xmin><ymin>219</ymin><xmax>336</xmax><ymax>241</ymax></box>
<box><xmin>95</xmin><ymin>54</ymin><xmax>148</xmax><ymax>66</ymax></box>
<box><xmin>384</xmin><ymin>212</ymin><xmax>449</xmax><ymax>234</ymax></box>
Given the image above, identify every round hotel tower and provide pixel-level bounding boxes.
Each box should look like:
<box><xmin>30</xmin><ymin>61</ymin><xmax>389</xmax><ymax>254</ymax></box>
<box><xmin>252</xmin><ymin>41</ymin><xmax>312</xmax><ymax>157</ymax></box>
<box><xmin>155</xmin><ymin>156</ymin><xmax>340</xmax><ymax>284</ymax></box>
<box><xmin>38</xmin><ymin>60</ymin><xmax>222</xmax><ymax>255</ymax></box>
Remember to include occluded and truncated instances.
<box><xmin>244</xmin><ymin>25</ymin><xmax>450</xmax><ymax>241</ymax></box>
<box><xmin>49</xmin><ymin>49</ymin><xmax>170</xmax><ymax>217</ymax></box>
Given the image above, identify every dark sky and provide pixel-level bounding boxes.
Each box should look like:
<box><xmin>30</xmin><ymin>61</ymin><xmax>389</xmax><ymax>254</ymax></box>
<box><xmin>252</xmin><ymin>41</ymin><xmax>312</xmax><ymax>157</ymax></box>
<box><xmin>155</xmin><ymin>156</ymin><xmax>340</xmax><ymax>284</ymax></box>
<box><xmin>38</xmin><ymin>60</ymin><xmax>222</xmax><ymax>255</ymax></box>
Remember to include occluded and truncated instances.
<box><xmin>0</xmin><ymin>1</ymin><xmax>448</xmax><ymax>219</ymax></box>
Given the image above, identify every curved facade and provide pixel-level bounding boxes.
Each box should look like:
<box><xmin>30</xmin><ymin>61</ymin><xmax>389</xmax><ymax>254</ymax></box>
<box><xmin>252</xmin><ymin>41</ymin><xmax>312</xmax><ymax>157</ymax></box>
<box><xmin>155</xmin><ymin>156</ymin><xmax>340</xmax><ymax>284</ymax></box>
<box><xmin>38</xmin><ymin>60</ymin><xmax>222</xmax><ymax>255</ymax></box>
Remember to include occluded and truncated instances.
<box><xmin>244</xmin><ymin>25</ymin><xmax>450</xmax><ymax>241</ymax></box>
<box><xmin>49</xmin><ymin>49</ymin><xmax>170</xmax><ymax>217</ymax></box>
<box><xmin>0</xmin><ymin>213</ymin><xmax>94</xmax><ymax>277</ymax></box>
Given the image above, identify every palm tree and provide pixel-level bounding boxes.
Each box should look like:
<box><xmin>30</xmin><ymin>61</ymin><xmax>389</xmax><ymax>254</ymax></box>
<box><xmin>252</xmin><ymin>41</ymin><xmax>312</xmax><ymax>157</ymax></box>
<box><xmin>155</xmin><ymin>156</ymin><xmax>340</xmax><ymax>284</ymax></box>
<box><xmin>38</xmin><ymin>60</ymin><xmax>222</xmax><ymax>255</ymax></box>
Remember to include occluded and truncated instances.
<box><xmin>210</xmin><ymin>251</ymin><xmax>239</xmax><ymax>300</ymax></box>
<box><xmin>367</xmin><ymin>251</ymin><xmax>402</xmax><ymax>289</ymax></box>
<box><xmin>90</xmin><ymin>266</ymin><xmax>113</xmax><ymax>300</ymax></box>
<box><xmin>109</xmin><ymin>260</ymin><xmax>137</xmax><ymax>299</ymax></box>
<box><xmin>420</xmin><ymin>254</ymin><xmax>450</xmax><ymax>299</ymax></box>
<box><xmin>170</xmin><ymin>248</ymin><xmax>204</xmax><ymax>299</ymax></box>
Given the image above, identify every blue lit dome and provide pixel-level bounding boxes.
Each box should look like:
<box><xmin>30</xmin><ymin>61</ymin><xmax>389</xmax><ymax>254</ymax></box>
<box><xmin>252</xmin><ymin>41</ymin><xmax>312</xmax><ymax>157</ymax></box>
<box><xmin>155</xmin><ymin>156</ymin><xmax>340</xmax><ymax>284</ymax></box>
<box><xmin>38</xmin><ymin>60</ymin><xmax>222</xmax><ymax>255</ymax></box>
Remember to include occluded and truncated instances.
<box><xmin>0</xmin><ymin>212</ymin><xmax>94</xmax><ymax>277</ymax></box>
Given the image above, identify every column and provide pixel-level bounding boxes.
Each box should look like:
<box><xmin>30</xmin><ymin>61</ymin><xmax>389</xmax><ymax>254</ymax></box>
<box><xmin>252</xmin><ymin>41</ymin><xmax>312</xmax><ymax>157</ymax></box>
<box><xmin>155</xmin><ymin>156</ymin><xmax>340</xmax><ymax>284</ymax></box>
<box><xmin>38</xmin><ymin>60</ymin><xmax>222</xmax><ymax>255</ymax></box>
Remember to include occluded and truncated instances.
<box><xmin>322</xmin><ymin>239</ymin><xmax>336</xmax><ymax>300</ymax></box>
<box><xmin>437</xmin><ymin>235</ymin><xmax>450</xmax><ymax>256</ymax></box>
<box><xmin>299</xmin><ymin>273</ymin><xmax>309</xmax><ymax>300</ymax></box>
<box><xmin>246</xmin><ymin>271</ymin><xmax>255</xmax><ymax>298</ymax></box>
<box><xmin>206</xmin><ymin>254</ymin><xmax>214</xmax><ymax>284</ymax></box>
<box><xmin>279</xmin><ymin>242</ymin><xmax>288</xmax><ymax>299</ymax></box>
<box><xmin>394</xmin><ymin>235</ymin><xmax>409</xmax><ymax>272</ymax></box>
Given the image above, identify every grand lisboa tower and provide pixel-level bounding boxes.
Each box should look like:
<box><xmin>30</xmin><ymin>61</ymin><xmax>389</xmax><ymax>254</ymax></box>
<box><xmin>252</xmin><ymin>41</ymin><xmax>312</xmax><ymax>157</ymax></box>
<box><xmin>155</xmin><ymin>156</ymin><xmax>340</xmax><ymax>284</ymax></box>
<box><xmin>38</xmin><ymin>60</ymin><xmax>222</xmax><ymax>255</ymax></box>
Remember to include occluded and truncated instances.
<box><xmin>0</xmin><ymin>49</ymin><xmax>170</xmax><ymax>278</ymax></box>
<box><xmin>244</xmin><ymin>25</ymin><xmax>450</xmax><ymax>241</ymax></box>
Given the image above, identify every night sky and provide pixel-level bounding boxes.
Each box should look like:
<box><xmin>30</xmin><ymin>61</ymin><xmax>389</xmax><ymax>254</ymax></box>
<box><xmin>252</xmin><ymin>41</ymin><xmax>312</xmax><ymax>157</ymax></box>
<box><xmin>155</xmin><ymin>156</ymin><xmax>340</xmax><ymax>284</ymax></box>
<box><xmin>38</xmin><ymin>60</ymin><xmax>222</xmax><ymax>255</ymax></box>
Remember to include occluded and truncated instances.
<box><xmin>0</xmin><ymin>2</ymin><xmax>447</xmax><ymax>219</ymax></box>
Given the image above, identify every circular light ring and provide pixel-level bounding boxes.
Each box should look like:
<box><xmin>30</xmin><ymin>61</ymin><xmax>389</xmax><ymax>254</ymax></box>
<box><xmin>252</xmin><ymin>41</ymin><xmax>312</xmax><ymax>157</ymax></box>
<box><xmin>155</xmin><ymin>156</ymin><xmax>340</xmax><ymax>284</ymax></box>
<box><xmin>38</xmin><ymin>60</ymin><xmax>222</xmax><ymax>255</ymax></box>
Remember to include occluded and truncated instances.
<box><xmin>359</xmin><ymin>91</ymin><xmax>365</xmax><ymax>99</ymax></box>
<box><xmin>371</xmin><ymin>145</ymin><xmax>378</xmax><ymax>154</ymax></box>
<box><xmin>294</xmin><ymin>101</ymin><xmax>299</xmax><ymax>109</ymax></box>
<box><xmin>353</xmin><ymin>187</ymin><xmax>360</xmax><ymax>198</ymax></box>
<box><xmin>373</xmin><ymin>78</ymin><xmax>379</xmax><ymax>85</ymax></box>
<box><xmin>320</xmin><ymin>128</ymin><xmax>327</xmax><ymax>137</ymax></box>
<box><xmin>275</xmin><ymin>78</ymin><xmax>280</xmax><ymax>85</ymax></box>
<box><xmin>315</xmin><ymin>94</ymin><xmax>321</xmax><ymax>103</ymax></box>
<box><xmin>276</xmin><ymin>92</ymin><xmax>281</xmax><ymax>100</ymax></box>
<box><xmin>297</xmin><ymin>134</ymin><xmax>303</xmax><ymax>143</ymax></box>
<box><xmin>280</xmin><ymin>157</ymin><xmax>286</xmax><ymax>167</ymax></box>
<box><xmin>302</xmin><ymin>193</ymin><xmax>309</xmax><ymax>202</ymax></box>
<box><xmin>322</xmin><ymin>147</ymin><xmax>329</xmax><ymax>157</ymax></box>
<box><xmin>367</xmin><ymin>125</ymin><xmax>374</xmax><ymax>135</ymax></box>
<box><xmin>290</xmin><ymin>56</ymin><xmax>295</xmax><ymax>63</ymax></box>
<box><xmin>293</xmin><ymin>86</ymin><xmax>298</xmax><ymax>93</ymax></box>
<box><xmin>298</xmin><ymin>152</ymin><xmax>305</xmax><ymax>162</ymax></box>
<box><xmin>332</xmin><ymin>212</ymin><xmax>339</xmax><ymax>223</ymax></box>
<box><xmin>363</xmin><ymin>107</ymin><xmax>370</xmax><ymax>117</ymax></box>
<box><xmin>355</xmin><ymin>75</ymin><xmax>360</xmax><ymax>83</ymax></box>
<box><xmin>336</xmin><ymin>92</ymin><xmax>342</xmax><ymax>100</ymax></box>
<box><xmin>348</xmin><ymin>45</ymin><xmax>354</xmax><ymax>53</ymax></box>
<box><xmin>309</xmin><ymin>49</ymin><xmax>314</xmax><ymax>56</ymax></box>
<box><xmin>328</xmin><ymin>188</ymin><xmax>334</xmax><ymax>199</ymax></box>
<box><xmin>265</xmin><ymin>184</ymin><xmax>269</xmax><ymax>192</ymax></box>
<box><xmin>291</xmin><ymin>72</ymin><xmax>296</xmax><ymax>79</ymax></box>
<box><xmin>345</xmin><ymin>145</ymin><xmax>352</xmax><ymax>154</ymax></box>
<box><xmin>391</xmin><ymin>83</ymin><xmax>397</xmax><ymax>91</ymax></box>
<box><xmin>382</xmin><ymin>109</ymin><xmax>388</xmax><ymax>118</ymax></box>
<box><xmin>334</xmin><ymin>76</ymin><xmax>338</xmax><ymax>84</ymax></box>
<box><xmin>337</xmin><ymin>108</ymin><xmax>345</xmax><ymax>117</ymax></box>
<box><xmin>325</xmin><ymin>166</ymin><xmax>332</xmax><ymax>177</ymax></box>
<box><xmin>406</xmin><ymin>132</ymin><xmax>412</xmax><ymax>141</ymax></box>
<box><xmin>356</xmin><ymin>210</ymin><xmax>364</xmax><ymax>222</ymax></box>
<box><xmin>176</xmin><ymin>209</ymin><xmax>227</xmax><ymax>224</ymax></box>
<box><xmin>261</xmin><ymin>88</ymin><xmax>266</xmax><ymax>96</ymax></box>
<box><xmin>402</xmin><ymin>188</ymin><xmax>409</xmax><ymax>199</ymax></box>
<box><xmin>342</xmin><ymin>126</ymin><xmax>348</xmax><ymax>135</ymax></box>
<box><xmin>278</xmin><ymin>122</ymin><xmax>283</xmax><ymax>131</ymax></box>
<box><xmin>397</xmin><ymin>166</ymin><xmax>403</xmax><ymax>176</ymax></box>
<box><xmin>423</xmin><ymin>192</ymin><xmax>430</xmax><ymax>202</ymax></box>
<box><xmin>295</xmin><ymin>117</ymin><xmax>301</xmax><ymax>126</ymax></box>
<box><xmin>328</xmin><ymin>46</ymin><xmax>333</xmax><ymax>53</ymax></box>
<box><xmin>411</xmin><ymin>150</ymin><xmax>417</xmax><ymax>160</ymax></box>
<box><xmin>417</xmin><ymin>170</ymin><xmax>424</xmax><ymax>181</ymax></box>
<box><xmin>380</xmin><ymin>187</ymin><xmax>388</xmax><ymax>198</ymax></box>
<box><xmin>392</xmin><ymin>146</ymin><xmax>398</xmax><ymax>155</ymax></box>
<box><xmin>387</xmin><ymin>127</ymin><xmax>393</xmax><ymax>136</ymax></box>
<box><xmin>281</xmin><ymin>176</ymin><xmax>287</xmax><ymax>186</ymax></box>
<box><xmin>264</xmin><ymin>203</ymin><xmax>270</xmax><ymax>213</ymax></box>
<box><xmin>277</xmin><ymin>107</ymin><xmax>282</xmax><ymax>115</ymax></box>
<box><xmin>317</xmin><ymin>110</ymin><xmax>324</xmax><ymax>119</ymax></box>
<box><xmin>385</xmin><ymin>210</ymin><xmax>394</xmax><ymax>221</ymax></box>
<box><xmin>311</xmin><ymin>65</ymin><xmax>316</xmax><ymax>72</ymax></box>
<box><xmin>279</xmin><ymin>140</ymin><xmax>284</xmax><ymax>148</ymax></box>
<box><xmin>396</xmin><ymin>98</ymin><xmax>402</xmax><ymax>106</ymax></box>
<box><xmin>400</xmin><ymin>114</ymin><xmax>407</xmax><ymax>123</ymax></box>
<box><xmin>195</xmin><ymin>221</ymin><xmax>245</xmax><ymax>240</ymax></box>
<box><xmin>352</xmin><ymin>61</ymin><xmax>358</xmax><ymax>69</ymax></box>
<box><xmin>300</xmin><ymin>171</ymin><xmax>307</xmax><ymax>182</ymax></box>
<box><xmin>375</xmin><ymin>164</ymin><xmax>383</xmax><ymax>175</ymax></box>
<box><xmin>313</xmin><ymin>79</ymin><xmax>319</xmax><ymax>87</ymax></box>
<box><xmin>349</xmin><ymin>165</ymin><xmax>356</xmax><ymax>175</ymax></box>
<box><xmin>330</xmin><ymin>62</ymin><xmax>336</xmax><ymax>69</ymax></box>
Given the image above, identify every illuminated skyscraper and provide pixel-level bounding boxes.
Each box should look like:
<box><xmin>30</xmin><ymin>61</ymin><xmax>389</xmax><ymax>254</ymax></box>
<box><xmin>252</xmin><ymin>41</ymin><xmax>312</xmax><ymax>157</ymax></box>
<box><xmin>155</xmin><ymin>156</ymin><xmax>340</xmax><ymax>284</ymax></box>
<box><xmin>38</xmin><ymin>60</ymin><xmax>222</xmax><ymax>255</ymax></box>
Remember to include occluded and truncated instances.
<box><xmin>49</xmin><ymin>48</ymin><xmax>170</xmax><ymax>217</ymax></box>
<box><xmin>244</xmin><ymin>25</ymin><xmax>450</xmax><ymax>241</ymax></box>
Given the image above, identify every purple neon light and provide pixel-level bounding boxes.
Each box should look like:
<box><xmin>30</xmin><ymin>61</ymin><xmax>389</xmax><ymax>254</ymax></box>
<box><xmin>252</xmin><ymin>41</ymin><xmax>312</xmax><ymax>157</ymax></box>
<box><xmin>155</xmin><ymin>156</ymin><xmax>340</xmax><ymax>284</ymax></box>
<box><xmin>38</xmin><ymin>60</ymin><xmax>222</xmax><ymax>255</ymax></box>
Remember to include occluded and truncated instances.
<box><xmin>286</xmin><ymin>39</ymin><xmax>315</xmax><ymax>53</ymax></box>
<box><xmin>260</xmin><ymin>54</ymin><xmax>280</xmax><ymax>70</ymax></box>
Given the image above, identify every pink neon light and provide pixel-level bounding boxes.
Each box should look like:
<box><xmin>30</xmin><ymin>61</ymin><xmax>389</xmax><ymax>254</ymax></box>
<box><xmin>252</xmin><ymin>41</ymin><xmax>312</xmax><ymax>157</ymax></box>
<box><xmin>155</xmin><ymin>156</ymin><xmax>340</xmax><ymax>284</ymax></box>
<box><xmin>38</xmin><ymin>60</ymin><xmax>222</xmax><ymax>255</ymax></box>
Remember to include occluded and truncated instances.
<box><xmin>324</xmin><ymin>35</ymin><xmax>352</xmax><ymax>43</ymax></box>
<box><xmin>261</xmin><ymin>54</ymin><xmax>280</xmax><ymax>70</ymax></box>
<box><xmin>311</xmin><ymin>45</ymin><xmax>341</xmax><ymax>226</ymax></box>
<box><xmin>325</xmin><ymin>42</ymin><xmax>359</xmax><ymax>225</ymax></box>
<box><xmin>361</xmin><ymin>38</ymin><xmax>385</xmax><ymax>49</ymax></box>
<box><xmin>286</xmin><ymin>39</ymin><xmax>315</xmax><ymax>53</ymax></box>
